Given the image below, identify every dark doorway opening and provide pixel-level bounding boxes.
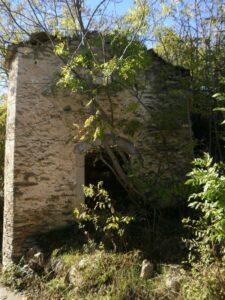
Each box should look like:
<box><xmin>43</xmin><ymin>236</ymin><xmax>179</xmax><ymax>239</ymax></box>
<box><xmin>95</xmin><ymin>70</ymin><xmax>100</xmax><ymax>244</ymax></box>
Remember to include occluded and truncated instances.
<box><xmin>85</xmin><ymin>151</ymin><xmax>127</xmax><ymax>202</ymax></box>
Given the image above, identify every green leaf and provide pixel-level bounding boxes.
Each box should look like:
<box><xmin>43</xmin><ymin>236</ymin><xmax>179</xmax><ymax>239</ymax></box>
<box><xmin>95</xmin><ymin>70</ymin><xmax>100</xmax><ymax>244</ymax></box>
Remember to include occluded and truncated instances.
<box><xmin>84</xmin><ymin>115</ymin><xmax>95</xmax><ymax>128</ymax></box>
<box><xmin>213</xmin><ymin>93</ymin><xmax>225</xmax><ymax>101</ymax></box>
<box><xmin>127</xmin><ymin>101</ymin><xmax>139</xmax><ymax>112</ymax></box>
<box><xmin>93</xmin><ymin>126</ymin><xmax>104</xmax><ymax>141</ymax></box>
<box><xmin>213</xmin><ymin>107</ymin><xmax>225</xmax><ymax>111</ymax></box>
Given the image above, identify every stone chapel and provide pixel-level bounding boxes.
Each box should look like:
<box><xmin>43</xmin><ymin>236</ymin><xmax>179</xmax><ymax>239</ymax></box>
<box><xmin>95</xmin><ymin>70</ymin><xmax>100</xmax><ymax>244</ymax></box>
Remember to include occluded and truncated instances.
<box><xmin>2</xmin><ymin>33</ymin><xmax>192</xmax><ymax>267</ymax></box>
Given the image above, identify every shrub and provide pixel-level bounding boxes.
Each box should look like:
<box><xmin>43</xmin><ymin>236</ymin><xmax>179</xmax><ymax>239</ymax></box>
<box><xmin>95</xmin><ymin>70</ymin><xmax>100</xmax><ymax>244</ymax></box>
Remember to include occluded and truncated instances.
<box><xmin>183</xmin><ymin>153</ymin><xmax>225</xmax><ymax>264</ymax></box>
<box><xmin>74</xmin><ymin>181</ymin><xmax>134</xmax><ymax>251</ymax></box>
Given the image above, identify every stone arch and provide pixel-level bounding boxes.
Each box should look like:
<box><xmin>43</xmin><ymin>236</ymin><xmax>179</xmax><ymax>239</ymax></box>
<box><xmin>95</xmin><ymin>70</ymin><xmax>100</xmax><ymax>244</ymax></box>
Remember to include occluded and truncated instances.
<box><xmin>84</xmin><ymin>150</ymin><xmax>128</xmax><ymax>201</ymax></box>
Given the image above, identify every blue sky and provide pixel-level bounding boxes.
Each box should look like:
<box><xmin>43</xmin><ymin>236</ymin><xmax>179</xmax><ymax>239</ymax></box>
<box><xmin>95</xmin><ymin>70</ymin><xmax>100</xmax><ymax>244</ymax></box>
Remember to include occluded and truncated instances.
<box><xmin>0</xmin><ymin>0</ymin><xmax>136</xmax><ymax>96</ymax></box>
<box><xmin>86</xmin><ymin>0</ymin><xmax>134</xmax><ymax>16</ymax></box>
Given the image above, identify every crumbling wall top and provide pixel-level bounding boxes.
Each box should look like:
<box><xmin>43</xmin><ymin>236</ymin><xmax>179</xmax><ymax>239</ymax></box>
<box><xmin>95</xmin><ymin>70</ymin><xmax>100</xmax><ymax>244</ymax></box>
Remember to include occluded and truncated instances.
<box><xmin>4</xmin><ymin>31</ymin><xmax>189</xmax><ymax>75</ymax></box>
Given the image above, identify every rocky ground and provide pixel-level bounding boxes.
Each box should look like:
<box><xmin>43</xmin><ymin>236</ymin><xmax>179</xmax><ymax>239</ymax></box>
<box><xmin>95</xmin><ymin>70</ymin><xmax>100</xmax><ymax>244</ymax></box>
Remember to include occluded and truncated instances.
<box><xmin>0</xmin><ymin>285</ymin><xmax>23</xmax><ymax>300</ymax></box>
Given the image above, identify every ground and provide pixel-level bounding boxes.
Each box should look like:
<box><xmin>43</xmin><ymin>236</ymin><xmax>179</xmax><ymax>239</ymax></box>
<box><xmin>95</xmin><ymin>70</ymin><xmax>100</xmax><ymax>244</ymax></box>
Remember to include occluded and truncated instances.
<box><xmin>0</xmin><ymin>285</ymin><xmax>23</xmax><ymax>300</ymax></box>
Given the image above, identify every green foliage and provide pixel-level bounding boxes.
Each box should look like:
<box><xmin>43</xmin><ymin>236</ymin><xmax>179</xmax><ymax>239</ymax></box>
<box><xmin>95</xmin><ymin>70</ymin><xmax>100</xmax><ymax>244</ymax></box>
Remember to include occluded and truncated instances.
<box><xmin>182</xmin><ymin>262</ymin><xmax>225</xmax><ymax>300</ymax></box>
<box><xmin>118</xmin><ymin>0</ymin><xmax>149</xmax><ymax>36</ymax></box>
<box><xmin>1</xmin><ymin>263</ymin><xmax>37</xmax><ymax>291</ymax></box>
<box><xmin>183</xmin><ymin>153</ymin><xmax>225</xmax><ymax>264</ymax></box>
<box><xmin>127</xmin><ymin>101</ymin><xmax>140</xmax><ymax>113</ymax></box>
<box><xmin>123</xmin><ymin>119</ymin><xmax>143</xmax><ymax>136</ymax></box>
<box><xmin>3</xmin><ymin>246</ymin><xmax>225</xmax><ymax>300</ymax></box>
<box><xmin>155</xmin><ymin>28</ymin><xmax>188</xmax><ymax>67</ymax></box>
<box><xmin>57</xmin><ymin>34</ymin><xmax>149</xmax><ymax>94</ymax></box>
<box><xmin>213</xmin><ymin>92</ymin><xmax>225</xmax><ymax>125</ymax></box>
<box><xmin>52</xmin><ymin>3</ymin><xmax>151</xmax><ymax>179</ymax></box>
<box><xmin>53</xmin><ymin>250</ymin><xmax>155</xmax><ymax>300</ymax></box>
<box><xmin>47</xmin><ymin>278</ymin><xmax>69</xmax><ymax>295</ymax></box>
<box><xmin>74</xmin><ymin>182</ymin><xmax>134</xmax><ymax>250</ymax></box>
<box><xmin>154</xmin><ymin>3</ymin><xmax>225</xmax><ymax>159</ymax></box>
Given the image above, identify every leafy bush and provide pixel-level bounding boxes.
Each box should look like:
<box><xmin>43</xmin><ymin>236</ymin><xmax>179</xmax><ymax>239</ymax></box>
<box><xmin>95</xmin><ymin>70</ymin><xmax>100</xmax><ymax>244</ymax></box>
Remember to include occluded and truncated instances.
<box><xmin>182</xmin><ymin>262</ymin><xmax>225</xmax><ymax>300</ymax></box>
<box><xmin>1</xmin><ymin>263</ymin><xmax>38</xmax><ymax>291</ymax></box>
<box><xmin>74</xmin><ymin>181</ymin><xmax>134</xmax><ymax>251</ymax></box>
<box><xmin>183</xmin><ymin>153</ymin><xmax>225</xmax><ymax>264</ymax></box>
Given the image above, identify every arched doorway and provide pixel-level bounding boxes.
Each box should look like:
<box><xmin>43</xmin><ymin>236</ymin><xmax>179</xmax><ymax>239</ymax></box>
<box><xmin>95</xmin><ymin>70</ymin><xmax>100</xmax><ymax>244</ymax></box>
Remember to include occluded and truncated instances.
<box><xmin>85</xmin><ymin>150</ymin><xmax>127</xmax><ymax>201</ymax></box>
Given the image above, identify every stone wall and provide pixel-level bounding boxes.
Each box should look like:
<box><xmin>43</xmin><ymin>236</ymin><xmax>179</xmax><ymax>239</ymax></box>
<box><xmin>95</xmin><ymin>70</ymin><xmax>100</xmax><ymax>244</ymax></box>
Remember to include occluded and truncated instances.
<box><xmin>3</xmin><ymin>39</ymin><xmax>192</xmax><ymax>267</ymax></box>
<box><xmin>3</xmin><ymin>45</ymin><xmax>85</xmax><ymax>266</ymax></box>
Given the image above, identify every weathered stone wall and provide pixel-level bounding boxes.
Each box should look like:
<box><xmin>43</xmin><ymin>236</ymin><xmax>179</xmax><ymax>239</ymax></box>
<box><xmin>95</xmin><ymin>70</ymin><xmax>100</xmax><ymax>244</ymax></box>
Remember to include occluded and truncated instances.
<box><xmin>3</xmin><ymin>40</ymin><xmax>192</xmax><ymax>267</ymax></box>
<box><xmin>3</xmin><ymin>46</ymin><xmax>85</xmax><ymax>266</ymax></box>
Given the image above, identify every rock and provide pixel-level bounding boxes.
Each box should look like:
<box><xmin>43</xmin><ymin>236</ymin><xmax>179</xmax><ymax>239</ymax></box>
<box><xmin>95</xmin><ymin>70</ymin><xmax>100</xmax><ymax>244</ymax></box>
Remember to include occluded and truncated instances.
<box><xmin>68</xmin><ymin>266</ymin><xmax>83</xmax><ymax>287</ymax></box>
<box><xmin>0</xmin><ymin>284</ymin><xmax>24</xmax><ymax>300</ymax></box>
<box><xmin>24</xmin><ymin>247</ymin><xmax>44</xmax><ymax>270</ymax></box>
<box><xmin>165</xmin><ymin>275</ymin><xmax>181</xmax><ymax>293</ymax></box>
<box><xmin>78</xmin><ymin>258</ymin><xmax>87</xmax><ymax>270</ymax></box>
<box><xmin>140</xmin><ymin>259</ymin><xmax>154</xmax><ymax>279</ymax></box>
<box><xmin>20</xmin><ymin>264</ymin><xmax>35</xmax><ymax>277</ymax></box>
<box><xmin>50</xmin><ymin>257</ymin><xmax>64</xmax><ymax>274</ymax></box>
<box><xmin>34</xmin><ymin>252</ymin><xmax>44</xmax><ymax>266</ymax></box>
<box><xmin>68</xmin><ymin>266</ymin><xmax>77</xmax><ymax>285</ymax></box>
<box><xmin>24</xmin><ymin>246</ymin><xmax>42</xmax><ymax>263</ymax></box>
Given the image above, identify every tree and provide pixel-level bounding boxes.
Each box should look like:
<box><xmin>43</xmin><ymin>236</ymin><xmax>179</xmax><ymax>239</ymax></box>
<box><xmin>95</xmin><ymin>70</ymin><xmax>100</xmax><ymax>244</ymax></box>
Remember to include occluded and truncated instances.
<box><xmin>0</xmin><ymin>0</ymin><xmax>154</xmax><ymax>200</ymax></box>
<box><xmin>3</xmin><ymin>0</ymin><xmax>223</xmax><ymax>202</ymax></box>
<box><xmin>154</xmin><ymin>0</ymin><xmax>225</xmax><ymax>160</ymax></box>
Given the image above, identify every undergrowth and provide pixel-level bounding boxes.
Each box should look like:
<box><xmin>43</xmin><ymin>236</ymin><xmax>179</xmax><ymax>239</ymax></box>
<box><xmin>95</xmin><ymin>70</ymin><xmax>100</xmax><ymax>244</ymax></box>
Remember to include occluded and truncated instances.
<box><xmin>2</xmin><ymin>155</ymin><xmax>225</xmax><ymax>299</ymax></box>
<box><xmin>1</xmin><ymin>244</ymin><xmax>225</xmax><ymax>300</ymax></box>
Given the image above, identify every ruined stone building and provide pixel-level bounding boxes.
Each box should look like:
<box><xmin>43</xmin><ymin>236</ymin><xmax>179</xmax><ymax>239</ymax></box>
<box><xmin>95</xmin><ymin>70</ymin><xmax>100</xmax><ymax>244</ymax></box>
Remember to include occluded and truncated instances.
<box><xmin>3</xmin><ymin>33</ymin><xmax>192</xmax><ymax>267</ymax></box>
